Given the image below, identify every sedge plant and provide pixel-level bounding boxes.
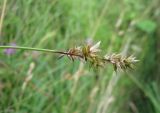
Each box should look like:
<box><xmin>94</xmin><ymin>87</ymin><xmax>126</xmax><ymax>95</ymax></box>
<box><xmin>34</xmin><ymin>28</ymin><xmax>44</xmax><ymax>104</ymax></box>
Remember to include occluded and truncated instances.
<box><xmin>0</xmin><ymin>41</ymin><xmax>139</xmax><ymax>72</ymax></box>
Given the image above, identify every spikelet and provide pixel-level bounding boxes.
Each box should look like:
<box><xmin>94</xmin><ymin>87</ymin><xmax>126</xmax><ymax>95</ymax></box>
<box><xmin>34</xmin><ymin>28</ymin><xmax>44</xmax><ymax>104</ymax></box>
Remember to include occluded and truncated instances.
<box><xmin>104</xmin><ymin>54</ymin><xmax>139</xmax><ymax>71</ymax></box>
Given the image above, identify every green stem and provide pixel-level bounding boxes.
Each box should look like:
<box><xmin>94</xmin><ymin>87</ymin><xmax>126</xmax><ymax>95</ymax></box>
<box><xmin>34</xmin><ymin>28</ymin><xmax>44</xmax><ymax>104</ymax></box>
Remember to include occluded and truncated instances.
<box><xmin>0</xmin><ymin>46</ymin><xmax>60</xmax><ymax>53</ymax></box>
<box><xmin>0</xmin><ymin>46</ymin><xmax>83</xmax><ymax>58</ymax></box>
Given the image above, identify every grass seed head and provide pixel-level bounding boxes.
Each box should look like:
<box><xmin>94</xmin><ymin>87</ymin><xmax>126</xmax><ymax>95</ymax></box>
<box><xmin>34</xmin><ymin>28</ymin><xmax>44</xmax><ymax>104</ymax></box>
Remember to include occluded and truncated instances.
<box><xmin>58</xmin><ymin>41</ymin><xmax>138</xmax><ymax>71</ymax></box>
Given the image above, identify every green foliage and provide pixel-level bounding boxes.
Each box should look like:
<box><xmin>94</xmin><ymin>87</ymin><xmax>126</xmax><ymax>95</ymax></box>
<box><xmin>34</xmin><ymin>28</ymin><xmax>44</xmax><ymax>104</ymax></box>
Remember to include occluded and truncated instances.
<box><xmin>0</xmin><ymin>0</ymin><xmax>159</xmax><ymax>113</ymax></box>
<box><xmin>136</xmin><ymin>20</ymin><xmax>157</xmax><ymax>33</ymax></box>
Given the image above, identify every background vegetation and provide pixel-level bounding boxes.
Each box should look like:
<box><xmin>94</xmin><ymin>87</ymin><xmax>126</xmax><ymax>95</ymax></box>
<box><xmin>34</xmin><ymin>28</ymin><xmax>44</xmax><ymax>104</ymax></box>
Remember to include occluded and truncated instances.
<box><xmin>0</xmin><ymin>0</ymin><xmax>159</xmax><ymax>113</ymax></box>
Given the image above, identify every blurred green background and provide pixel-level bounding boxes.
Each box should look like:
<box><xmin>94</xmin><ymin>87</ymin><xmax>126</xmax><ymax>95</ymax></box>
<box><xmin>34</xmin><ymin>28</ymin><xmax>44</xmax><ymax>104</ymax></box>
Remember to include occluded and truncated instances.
<box><xmin>0</xmin><ymin>0</ymin><xmax>159</xmax><ymax>113</ymax></box>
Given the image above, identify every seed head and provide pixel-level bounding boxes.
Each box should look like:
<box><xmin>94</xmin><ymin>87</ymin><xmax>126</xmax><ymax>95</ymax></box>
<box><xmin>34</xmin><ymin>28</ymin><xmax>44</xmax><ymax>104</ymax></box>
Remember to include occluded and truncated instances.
<box><xmin>82</xmin><ymin>41</ymin><xmax>101</xmax><ymax>60</ymax></box>
<box><xmin>104</xmin><ymin>54</ymin><xmax>139</xmax><ymax>71</ymax></box>
<box><xmin>57</xmin><ymin>41</ymin><xmax>139</xmax><ymax>72</ymax></box>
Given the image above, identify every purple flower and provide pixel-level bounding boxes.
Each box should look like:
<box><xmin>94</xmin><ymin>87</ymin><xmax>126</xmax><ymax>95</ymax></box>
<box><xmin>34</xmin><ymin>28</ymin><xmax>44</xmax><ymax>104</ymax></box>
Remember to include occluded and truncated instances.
<box><xmin>4</xmin><ymin>43</ymin><xmax>17</xmax><ymax>55</ymax></box>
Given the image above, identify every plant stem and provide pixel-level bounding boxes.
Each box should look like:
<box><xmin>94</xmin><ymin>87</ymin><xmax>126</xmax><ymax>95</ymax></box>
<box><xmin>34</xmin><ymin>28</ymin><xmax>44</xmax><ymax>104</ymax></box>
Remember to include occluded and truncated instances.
<box><xmin>0</xmin><ymin>46</ymin><xmax>83</xmax><ymax>58</ymax></box>
<box><xmin>0</xmin><ymin>46</ymin><xmax>60</xmax><ymax>53</ymax></box>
